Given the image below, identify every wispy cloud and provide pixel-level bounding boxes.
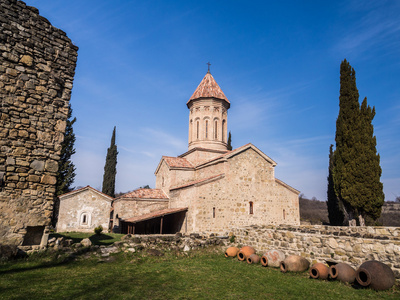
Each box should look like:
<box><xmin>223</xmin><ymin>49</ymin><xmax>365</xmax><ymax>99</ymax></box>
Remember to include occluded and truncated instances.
<box><xmin>140</xmin><ymin>127</ymin><xmax>187</xmax><ymax>151</ymax></box>
<box><xmin>335</xmin><ymin>1</ymin><xmax>400</xmax><ymax>57</ymax></box>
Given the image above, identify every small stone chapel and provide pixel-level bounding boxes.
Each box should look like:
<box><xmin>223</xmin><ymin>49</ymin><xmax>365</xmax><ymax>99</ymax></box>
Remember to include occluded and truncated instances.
<box><xmin>111</xmin><ymin>70</ymin><xmax>300</xmax><ymax>235</ymax></box>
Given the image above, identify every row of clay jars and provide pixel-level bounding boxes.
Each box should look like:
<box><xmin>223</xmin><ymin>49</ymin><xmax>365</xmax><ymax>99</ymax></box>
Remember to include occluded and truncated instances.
<box><xmin>227</xmin><ymin>247</ymin><xmax>395</xmax><ymax>291</ymax></box>
<box><xmin>225</xmin><ymin>246</ymin><xmax>256</xmax><ymax>261</ymax></box>
<box><xmin>311</xmin><ymin>260</ymin><xmax>395</xmax><ymax>291</ymax></box>
<box><xmin>225</xmin><ymin>246</ymin><xmax>261</xmax><ymax>265</ymax></box>
<box><xmin>237</xmin><ymin>246</ymin><xmax>255</xmax><ymax>261</ymax></box>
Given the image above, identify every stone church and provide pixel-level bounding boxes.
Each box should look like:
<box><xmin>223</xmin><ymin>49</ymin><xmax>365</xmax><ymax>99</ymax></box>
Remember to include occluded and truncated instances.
<box><xmin>57</xmin><ymin>71</ymin><xmax>300</xmax><ymax>235</ymax></box>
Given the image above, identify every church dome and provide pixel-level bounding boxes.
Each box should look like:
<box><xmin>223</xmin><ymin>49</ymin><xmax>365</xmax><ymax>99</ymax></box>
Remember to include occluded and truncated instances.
<box><xmin>187</xmin><ymin>71</ymin><xmax>230</xmax><ymax>108</ymax></box>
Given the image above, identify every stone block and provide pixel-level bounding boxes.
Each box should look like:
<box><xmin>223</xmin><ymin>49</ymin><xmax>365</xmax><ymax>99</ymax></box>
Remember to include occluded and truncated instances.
<box><xmin>28</xmin><ymin>175</ymin><xmax>41</xmax><ymax>183</ymax></box>
<box><xmin>30</xmin><ymin>160</ymin><xmax>45</xmax><ymax>171</ymax></box>
<box><xmin>20</xmin><ymin>55</ymin><xmax>33</xmax><ymax>66</ymax></box>
<box><xmin>45</xmin><ymin>160</ymin><xmax>58</xmax><ymax>172</ymax></box>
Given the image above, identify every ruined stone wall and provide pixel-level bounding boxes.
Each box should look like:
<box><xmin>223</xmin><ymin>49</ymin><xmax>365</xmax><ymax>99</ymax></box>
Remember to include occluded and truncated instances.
<box><xmin>0</xmin><ymin>0</ymin><xmax>78</xmax><ymax>245</ymax></box>
<box><xmin>232</xmin><ymin>225</ymin><xmax>400</xmax><ymax>279</ymax></box>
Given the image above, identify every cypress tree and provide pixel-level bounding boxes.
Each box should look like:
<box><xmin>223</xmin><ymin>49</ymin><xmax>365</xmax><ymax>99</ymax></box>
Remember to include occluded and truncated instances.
<box><xmin>358</xmin><ymin>97</ymin><xmax>384</xmax><ymax>222</ymax></box>
<box><xmin>102</xmin><ymin>126</ymin><xmax>118</xmax><ymax>198</ymax></box>
<box><xmin>55</xmin><ymin>104</ymin><xmax>76</xmax><ymax>195</ymax></box>
<box><xmin>327</xmin><ymin>144</ymin><xmax>344</xmax><ymax>225</ymax></box>
<box><xmin>332</xmin><ymin>59</ymin><xmax>384</xmax><ymax>225</ymax></box>
<box><xmin>53</xmin><ymin>104</ymin><xmax>76</xmax><ymax>225</ymax></box>
<box><xmin>227</xmin><ymin>131</ymin><xmax>232</xmax><ymax>151</ymax></box>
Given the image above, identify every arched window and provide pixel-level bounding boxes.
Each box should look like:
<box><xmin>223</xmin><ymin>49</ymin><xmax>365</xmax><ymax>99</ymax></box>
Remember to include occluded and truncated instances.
<box><xmin>189</xmin><ymin>119</ymin><xmax>193</xmax><ymax>143</ymax></box>
<box><xmin>81</xmin><ymin>213</ymin><xmax>89</xmax><ymax>225</ymax></box>
<box><xmin>283</xmin><ymin>209</ymin><xmax>286</xmax><ymax>220</ymax></box>
<box><xmin>205</xmin><ymin>120</ymin><xmax>208</xmax><ymax>139</ymax></box>
<box><xmin>222</xmin><ymin>120</ymin><xmax>226</xmax><ymax>142</ymax></box>
<box><xmin>213</xmin><ymin>207</ymin><xmax>216</xmax><ymax>218</ymax></box>
<box><xmin>249</xmin><ymin>202</ymin><xmax>253</xmax><ymax>215</ymax></box>
<box><xmin>214</xmin><ymin>120</ymin><xmax>218</xmax><ymax>139</ymax></box>
<box><xmin>196</xmin><ymin>121</ymin><xmax>199</xmax><ymax>140</ymax></box>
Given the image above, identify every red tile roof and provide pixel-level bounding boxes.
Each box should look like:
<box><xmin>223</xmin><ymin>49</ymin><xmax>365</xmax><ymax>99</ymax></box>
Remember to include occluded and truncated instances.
<box><xmin>117</xmin><ymin>188</ymin><xmax>168</xmax><ymax>200</ymax></box>
<box><xmin>163</xmin><ymin>156</ymin><xmax>194</xmax><ymax>169</ymax></box>
<box><xmin>58</xmin><ymin>185</ymin><xmax>114</xmax><ymax>201</ymax></box>
<box><xmin>122</xmin><ymin>207</ymin><xmax>188</xmax><ymax>223</ymax></box>
<box><xmin>188</xmin><ymin>71</ymin><xmax>229</xmax><ymax>105</ymax></box>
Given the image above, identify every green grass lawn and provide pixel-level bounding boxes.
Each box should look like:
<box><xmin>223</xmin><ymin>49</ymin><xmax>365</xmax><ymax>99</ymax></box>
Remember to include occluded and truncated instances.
<box><xmin>0</xmin><ymin>248</ymin><xmax>398</xmax><ymax>299</ymax></box>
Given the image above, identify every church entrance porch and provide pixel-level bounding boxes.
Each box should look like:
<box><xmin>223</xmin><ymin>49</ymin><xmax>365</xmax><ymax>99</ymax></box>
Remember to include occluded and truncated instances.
<box><xmin>120</xmin><ymin>207</ymin><xmax>188</xmax><ymax>234</ymax></box>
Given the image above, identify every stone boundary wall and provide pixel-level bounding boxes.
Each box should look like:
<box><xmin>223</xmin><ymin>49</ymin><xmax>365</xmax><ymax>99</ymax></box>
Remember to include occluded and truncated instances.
<box><xmin>0</xmin><ymin>0</ymin><xmax>78</xmax><ymax>245</ymax></box>
<box><xmin>382</xmin><ymin>202</ymin><xmax>400</xmax><ymax>214</ymax></box>
<box><xmin>232</xmin><ymin>225</ymin><xmax>400</xmax><ymax>279</ymax></box>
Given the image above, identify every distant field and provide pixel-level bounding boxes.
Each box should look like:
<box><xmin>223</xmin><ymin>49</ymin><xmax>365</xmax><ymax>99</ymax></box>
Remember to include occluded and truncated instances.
<box><xmin>299</xmin><ymin>197</ymin><xmax>400</xmax><ymax>226</ymax></box>
<box><xmin>0</xmin><ymin>248</ymin><xmax>398</xmax><ymax>299</ymax></box>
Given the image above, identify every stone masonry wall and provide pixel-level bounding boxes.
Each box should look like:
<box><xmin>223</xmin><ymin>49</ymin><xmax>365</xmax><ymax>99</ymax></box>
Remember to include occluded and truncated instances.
<box><xmin>0</xmin><ymin>0</ymin><xmax>78</xmax><ymax>245</ymax></box>
<box><xmin>57</xmin><ymin>189</ymin><xmax>112</xmax><ymax>233</ymax></box>
<box><xmin>232</xmin><ymin>225</ymin><xmax>400</xmax><ymax>279</ymax></box>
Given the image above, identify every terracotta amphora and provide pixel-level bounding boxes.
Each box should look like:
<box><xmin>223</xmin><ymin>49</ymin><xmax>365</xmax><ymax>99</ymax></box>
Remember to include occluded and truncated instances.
<box><xmin>261</xmin><ymin>250</ymin><xmax>285</xmax><ymax>268</ymax></box>
<box><xmin>356</xmin><ymin>260</ymin><xmax>395</xmax><ymax>290</ymax></box>
<box><xmin>224</xmin><ymin>247</ymin><xmax>239</xmax><ymax>258</ymax></box>
<box><xmin>246</xmin><ymin>254</ymin><xmax>260</xmax><ymax>264</ymax></box>
<box><xmin>309</xmin><ymin>263</ymin><xmax>329</xmax><ymax>280</ymax></box>
<box><xmin>237</xmin><ymin>246</ymin><xmax>255</xmax><ymax>261</ymax></box>
<box><xmin>280</xmin><ymin>255</ymin><xmax>310</xmax><ymax>273</ymax></box>
<box><xmin>329</xmin><ymin>262</ymin><xmax>356</xmax><ymax>284</ymax></box>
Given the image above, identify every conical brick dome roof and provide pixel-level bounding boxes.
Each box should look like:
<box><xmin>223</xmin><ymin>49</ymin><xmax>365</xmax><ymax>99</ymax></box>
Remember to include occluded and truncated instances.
<box><xmin>187</xmin><ymin>71</ymin><xmax>230</xmax><ymax>107</ymax></box>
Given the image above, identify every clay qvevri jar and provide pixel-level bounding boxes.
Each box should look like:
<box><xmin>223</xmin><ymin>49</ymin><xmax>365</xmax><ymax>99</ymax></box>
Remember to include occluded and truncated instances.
<box><xmin>309</xmin><ymin>263</ymin><xmax>329</xmax><ymax>280</ymax></box>
<box><xmin>329</xmin><ymin>262</ymin><xmax>356</xmax><ymax>284</ymax></box>
<box><xmin>247</xmin><ymin>254</ymin><xmax>260</xmax><ymax>264</ymax></box>
<box><xmin>237</xmin><ymin>246</ymin><xmax>255</xmax><ymax>261</ymax></box>
<box><xmin>261</xmin><ymin>250</ymin><xmax>285</xmax><ymax>268</ymax></box>
<box><xmin>356</xmin><ymin>260</ymin><xmax>395</xmax><ymax>291</ymax></box>
<box><xmin>224</xmin><ymin>247</ymin><xmax>239</xmax><ymax>258</ymax></box>
<box><xmin>280</xmin><ymin>255</ymin><xmax>310</xmax><ymax>273</ymax></box>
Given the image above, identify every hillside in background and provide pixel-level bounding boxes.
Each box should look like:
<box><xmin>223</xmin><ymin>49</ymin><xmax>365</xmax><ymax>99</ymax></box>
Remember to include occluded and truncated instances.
<box><xmin>299</xmin><ymin>197</ymin><xmax>400</xmax><ymax>227</ymax></box>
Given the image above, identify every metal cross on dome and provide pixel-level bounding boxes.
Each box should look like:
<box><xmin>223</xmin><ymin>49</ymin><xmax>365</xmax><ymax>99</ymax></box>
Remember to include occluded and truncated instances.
<box><xmin>207</xmin><ymin>62</ymin><xmax>211</xmax><ymax>73</ymax></box>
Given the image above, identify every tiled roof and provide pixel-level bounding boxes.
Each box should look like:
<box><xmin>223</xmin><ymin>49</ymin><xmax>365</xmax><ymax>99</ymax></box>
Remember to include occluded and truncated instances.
<box><xmin>194</xmin><ymin>143</ymin><xmax>277</xmax><ymax>169</ymax></box>
<box><xmin>194</xmin><ymin>143</ymin><xmax>250</xmax><ymax>168</ymax></box>
<box><xmin>163</xmin><ymin>156</ymin><xmax>194</xmax><ymax>169</ymax></box>
<box><xmin>117</xmin><ymin>188</ymin><xmax>168</xmax><ymax>200</ymax></box>
<box><xmin>59</xmin><ymin>185</ymin><xmax>114</xmax><ymax>201</ymax></box>
<box><xmin>188</xmin><ymin>71</ymin><xmax>229</xmax><ymax>104</ymax></box>
<box><xmin>122</xmin><ymin>207</ymin><xmax>188</xmax><ymax>223</ymax></box>
<box><xmin>170</xmin><ymin>173</ymin><xmax>224</xmax><ymax>191</ymax></box>
<box><xmin>275</xmin><ymin>178</ymin><xmax>300</xmax><ymax>194</ymax></box>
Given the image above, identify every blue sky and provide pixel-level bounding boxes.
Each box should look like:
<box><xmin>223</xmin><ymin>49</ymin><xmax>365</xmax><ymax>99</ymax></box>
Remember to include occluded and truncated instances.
<box><xmin>27</xmin><ymin>0</ymin><xmax>400</xmax><ymax>201</ymax></box>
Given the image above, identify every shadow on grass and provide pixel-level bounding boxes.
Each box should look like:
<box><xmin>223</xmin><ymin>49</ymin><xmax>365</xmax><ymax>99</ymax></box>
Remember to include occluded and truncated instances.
<box><xmin>89</xmin><ymin>233</ymin><xmax>114</xmax><ymax>245</ymax></box>
<box><xmin>49</xmin><ymin>233</ymin><xmax>118</xmax><ymax>245</ymax></box>
<box><xmin>0</xmin><ymin>248</ymin><xmax>91</xmax><ymax>276</ymax></box>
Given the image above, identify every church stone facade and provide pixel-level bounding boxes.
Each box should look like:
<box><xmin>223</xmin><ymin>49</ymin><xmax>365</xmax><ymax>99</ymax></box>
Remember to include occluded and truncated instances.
<box><xmin>113</xmin><ymin>71</ymin><xmax>300</xmax><ymax>235</ymax></box>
